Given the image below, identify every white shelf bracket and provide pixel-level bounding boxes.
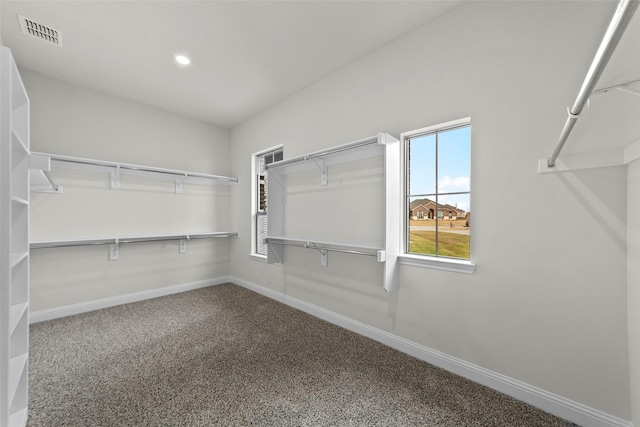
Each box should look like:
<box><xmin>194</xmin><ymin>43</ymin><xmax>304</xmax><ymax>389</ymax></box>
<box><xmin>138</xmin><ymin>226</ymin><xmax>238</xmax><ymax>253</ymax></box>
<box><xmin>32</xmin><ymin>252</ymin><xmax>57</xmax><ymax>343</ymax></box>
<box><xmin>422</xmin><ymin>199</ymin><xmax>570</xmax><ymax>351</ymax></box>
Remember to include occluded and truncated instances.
<box><xmin>29</xmin><ymin>154</ymin><xmax>63</xmax><ymax>193</ymax></box>
<box><xmin>175</xmin><ymin>177</ymin><xmax>184</xmax><ymax>194</ymax></box>
<box><xmin>110</xmin><ymin>165</ymin><xmax>121</xmax><ymax>189</ymax></box>
<box><xmin>109</xmin><ymin>239</ymin><xmax>120</xmax><ymax>261</ymax></box>
<box><xmin>179</xmin><ymin>238</ymin><xmax>187</xmax><ymax>254</ymax></box>
<box><xmin>310</xmin><ymin>157</ymin><xmax>327</xmax><ymax>185</ymax></box>
<box><xmin>303</xmin><ymin>241</ymin><xmax>329</xmax><ymax>266</ymax></box>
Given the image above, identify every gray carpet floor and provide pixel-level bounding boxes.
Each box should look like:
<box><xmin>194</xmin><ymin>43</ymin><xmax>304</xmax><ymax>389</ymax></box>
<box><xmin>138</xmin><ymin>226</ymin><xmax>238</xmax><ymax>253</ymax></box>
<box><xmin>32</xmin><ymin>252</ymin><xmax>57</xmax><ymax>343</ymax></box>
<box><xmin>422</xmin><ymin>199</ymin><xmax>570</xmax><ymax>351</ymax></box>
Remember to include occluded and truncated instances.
<box><xmin>28</xmin><ymin>283</ymin><xmax>578</xmax><ymax>426</ymax></box>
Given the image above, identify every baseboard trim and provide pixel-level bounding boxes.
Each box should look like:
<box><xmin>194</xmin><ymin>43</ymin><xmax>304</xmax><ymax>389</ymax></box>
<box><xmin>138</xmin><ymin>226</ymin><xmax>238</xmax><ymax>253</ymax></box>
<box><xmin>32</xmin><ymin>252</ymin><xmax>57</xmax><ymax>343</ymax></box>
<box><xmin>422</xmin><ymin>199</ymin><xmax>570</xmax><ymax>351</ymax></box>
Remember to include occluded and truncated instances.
<box><xmin>229</xmin><ymin>276</ymin><xmax>632</xmax><ymax>427</ymax></box>
<box><xmin>29</xmin><ymin>276</ymin><xmax>231</xmax><ymax>324</ymax></box>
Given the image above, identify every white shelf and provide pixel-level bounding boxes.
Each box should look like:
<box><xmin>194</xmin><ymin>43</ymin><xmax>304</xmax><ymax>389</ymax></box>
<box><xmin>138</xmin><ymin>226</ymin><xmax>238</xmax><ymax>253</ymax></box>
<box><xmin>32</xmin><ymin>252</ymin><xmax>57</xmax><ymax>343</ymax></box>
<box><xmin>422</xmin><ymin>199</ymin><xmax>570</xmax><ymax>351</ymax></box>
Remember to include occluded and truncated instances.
<box><xmin>31</xmin><ymin>231</ymin><xmax>238</xmax><ymax>249</ymax></box>
<box><xmin>8</xmin><ymin>354</ymin><xmax>27</xmax><ymax>398</ymax></box>
<box><xmin>10</xmin><ymin>257</ymin><xmax>29</xmax><ymax>306</ymax></box>
<box><xmin>11</xmin><ymin>128</ymin><xmax>28</xmax><ymax>154</ymax></box>
<box><xmin>266</xmin><ymin>135</ymin><xmax>386</xmax><ymax>175</ymax></box>
<box><xmin>266</xmin><ymin>236</ymin><xmax>385</xmax><ymax>266</ymax></box>
<box><xmin>9</xmin><ymin>311</ymin><xmax>28</xmax><ymax>357</ymax></box>
<box><xmin>12</xmin><ymin>133</ymin><xmax>29</xmax><ymax>201</ymax></box>
<box><xmin>30</xmin><ymin>151</ymin><xmax>238</xmax><ymax>193</ymax></box>
<box><xmin>9</xmin><ymin>303</ymin><xmax>28</xmax><ymax>336</ymax></box>
<box><xmin>267</xmin><ymin>236</ymin><xmax>383</xmax><ymax>256</ymax></box>
<box><xmin>266</xmin><ymin>133</ymin><xmax>401</xmax><ymax>292</ymax></box>
<box><xmin>11</xmin><ymin>196</ymin><xmax>28</xmax><ymax>206</ymax></box>
<box><xmin>11</xmin><ymin>202</ymin><xmax>28</xmax><ymax>256</ymax></box>
<box><xmin>9</xmin><ymin>408</ymin><xmax>28</xmax><ymax>427</ymax></box>
<box><xmin>10</xmin><ymin>251</ymin><xmax>29</xmax><ymax>269</ymax></box>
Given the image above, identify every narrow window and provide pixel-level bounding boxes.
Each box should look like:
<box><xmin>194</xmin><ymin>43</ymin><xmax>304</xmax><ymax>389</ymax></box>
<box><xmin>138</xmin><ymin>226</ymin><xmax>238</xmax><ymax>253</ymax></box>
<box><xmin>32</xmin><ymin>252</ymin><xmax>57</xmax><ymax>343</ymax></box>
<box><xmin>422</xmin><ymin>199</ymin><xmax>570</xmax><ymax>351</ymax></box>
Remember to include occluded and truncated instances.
<box><xmin>251</xmin><ymin>147</ymin><xmax>283</xmax><ymax>258</ymax></box>
<box><xmin>404</xmin><ymin>119</ymin><xmax>471</xmax><ymax>260</ymax></box>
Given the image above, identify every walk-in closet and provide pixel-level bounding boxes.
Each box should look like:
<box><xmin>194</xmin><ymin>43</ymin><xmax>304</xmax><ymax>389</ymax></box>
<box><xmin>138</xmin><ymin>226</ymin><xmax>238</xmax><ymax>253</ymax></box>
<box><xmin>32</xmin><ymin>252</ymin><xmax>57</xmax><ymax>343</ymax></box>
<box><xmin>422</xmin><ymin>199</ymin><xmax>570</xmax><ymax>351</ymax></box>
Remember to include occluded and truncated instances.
<box><xmin>1</xmin><ymin>1</ymin><xmax>639</xmax><ymax>426</ymax></box>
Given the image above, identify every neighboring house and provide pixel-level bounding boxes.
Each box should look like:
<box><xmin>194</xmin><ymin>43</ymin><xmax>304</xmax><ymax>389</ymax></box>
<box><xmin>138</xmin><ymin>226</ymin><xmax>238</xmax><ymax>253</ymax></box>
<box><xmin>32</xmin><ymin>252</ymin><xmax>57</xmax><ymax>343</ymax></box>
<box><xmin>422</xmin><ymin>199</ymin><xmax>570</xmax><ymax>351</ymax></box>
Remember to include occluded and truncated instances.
<box><xmin>409</xmin><ymin>198</ymin><xmax>467</xmax><ymax>221</ymax></box>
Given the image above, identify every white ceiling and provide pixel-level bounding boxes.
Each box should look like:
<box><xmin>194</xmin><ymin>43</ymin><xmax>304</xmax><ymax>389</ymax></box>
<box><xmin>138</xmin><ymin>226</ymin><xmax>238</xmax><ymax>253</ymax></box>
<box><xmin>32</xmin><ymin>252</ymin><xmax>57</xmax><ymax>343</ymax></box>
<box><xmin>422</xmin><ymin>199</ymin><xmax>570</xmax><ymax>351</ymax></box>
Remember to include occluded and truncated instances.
<box><xmin>1</xmin><ymin>0</ymin><xmax>461</xmax><ymax>128</ymax></box>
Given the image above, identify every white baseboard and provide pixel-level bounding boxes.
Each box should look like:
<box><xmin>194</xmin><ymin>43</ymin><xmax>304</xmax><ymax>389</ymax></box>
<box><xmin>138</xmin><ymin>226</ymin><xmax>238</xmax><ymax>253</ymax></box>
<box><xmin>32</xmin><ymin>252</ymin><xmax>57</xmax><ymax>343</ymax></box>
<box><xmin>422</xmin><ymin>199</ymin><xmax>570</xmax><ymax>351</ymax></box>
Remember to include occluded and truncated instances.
<box><xmin>29</xmin><ymin>276</ymin><xmax>231</xmax><ymax>324</ymax></box>
<box><xmin>229</xmin><ymin>276</ymin><xmax>633</xmax><ymax>427</ymax></box>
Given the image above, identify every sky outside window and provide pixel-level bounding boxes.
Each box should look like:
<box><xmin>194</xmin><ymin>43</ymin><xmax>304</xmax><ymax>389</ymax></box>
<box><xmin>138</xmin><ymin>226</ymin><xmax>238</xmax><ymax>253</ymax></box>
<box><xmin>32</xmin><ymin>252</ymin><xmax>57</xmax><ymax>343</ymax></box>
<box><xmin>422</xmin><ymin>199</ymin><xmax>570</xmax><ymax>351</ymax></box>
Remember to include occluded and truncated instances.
<box><xmin>408</xmin><ymin>126</ymin><xmax>470</xmax><ymax>212</ymax></box>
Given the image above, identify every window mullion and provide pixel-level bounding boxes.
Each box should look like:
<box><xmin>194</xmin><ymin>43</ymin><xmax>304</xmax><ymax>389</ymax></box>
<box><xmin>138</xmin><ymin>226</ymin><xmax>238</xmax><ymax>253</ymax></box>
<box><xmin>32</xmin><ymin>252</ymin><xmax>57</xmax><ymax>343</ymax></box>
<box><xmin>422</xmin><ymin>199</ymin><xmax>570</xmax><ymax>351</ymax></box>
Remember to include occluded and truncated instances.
<box><xmin>435</xmin><ymin>131</ymin><xmax>439</xmax><ymax>257</ymax></box>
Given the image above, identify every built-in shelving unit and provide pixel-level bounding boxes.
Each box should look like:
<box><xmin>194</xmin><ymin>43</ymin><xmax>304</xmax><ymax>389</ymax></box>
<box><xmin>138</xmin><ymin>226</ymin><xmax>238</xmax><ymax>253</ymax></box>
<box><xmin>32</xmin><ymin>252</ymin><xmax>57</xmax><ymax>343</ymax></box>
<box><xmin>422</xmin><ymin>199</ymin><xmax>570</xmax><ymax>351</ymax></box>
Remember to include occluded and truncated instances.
<box><xmin>265</xmin><ymin>133</ymin><xmax>400</xmax><ymax>292</ymax></box>
<box><xmin>1</xmin><ymin>46</ymin><xmax>30</xmax><ymax>427</ymax></box>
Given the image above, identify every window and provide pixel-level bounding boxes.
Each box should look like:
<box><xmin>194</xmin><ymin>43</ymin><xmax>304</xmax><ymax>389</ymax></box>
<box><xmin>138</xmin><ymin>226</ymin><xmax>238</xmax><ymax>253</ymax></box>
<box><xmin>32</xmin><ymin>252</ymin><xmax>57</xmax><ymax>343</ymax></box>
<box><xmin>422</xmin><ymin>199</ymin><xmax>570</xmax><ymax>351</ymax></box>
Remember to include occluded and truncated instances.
<box><xmin>403</xmin><ymin>118</ymin><xmax>471</xmax><ymax>261</ymax></box>
<box><xmin>251</xmin><ymin>147</ymin><xmax>283</xmax><ymax>259</ymax></box>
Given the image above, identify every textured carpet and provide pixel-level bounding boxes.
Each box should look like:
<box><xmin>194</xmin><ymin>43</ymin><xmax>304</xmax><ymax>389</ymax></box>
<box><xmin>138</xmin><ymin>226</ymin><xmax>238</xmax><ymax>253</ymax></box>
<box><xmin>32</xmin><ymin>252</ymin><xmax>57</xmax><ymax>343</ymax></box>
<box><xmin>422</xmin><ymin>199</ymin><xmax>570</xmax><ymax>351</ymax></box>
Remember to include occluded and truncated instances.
<box><xmin>29</xmin><ymin>283</ymin><xmax>577</xmax><ymax>426</ymax></box>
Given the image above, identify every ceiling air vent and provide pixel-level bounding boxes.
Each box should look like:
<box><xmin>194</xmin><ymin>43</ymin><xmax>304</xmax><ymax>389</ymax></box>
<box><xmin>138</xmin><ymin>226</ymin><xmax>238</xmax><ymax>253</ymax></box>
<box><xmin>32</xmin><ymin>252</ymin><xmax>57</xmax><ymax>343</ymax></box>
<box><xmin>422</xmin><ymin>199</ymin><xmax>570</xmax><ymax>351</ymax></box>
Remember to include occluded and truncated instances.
<box><xmin>18</xmin><ymin>15</ymin><xmax>62</xmax><ymax>47</ymax></box>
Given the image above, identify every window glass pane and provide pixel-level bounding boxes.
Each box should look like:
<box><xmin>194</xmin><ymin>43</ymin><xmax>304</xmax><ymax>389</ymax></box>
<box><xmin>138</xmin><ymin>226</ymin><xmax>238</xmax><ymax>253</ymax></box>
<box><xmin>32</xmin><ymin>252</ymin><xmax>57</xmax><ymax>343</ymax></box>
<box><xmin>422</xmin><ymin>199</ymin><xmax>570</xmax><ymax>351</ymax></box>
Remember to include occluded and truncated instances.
<box><xmin>437</xmin><ymin>126</ymin><xmax>470</xmax><ymax>193</ymax></box>
<box><xmin>408</xmin><ymin>196</ymin><xmax>437</xmax><ymax>256</ymax></box>
<box><xmin>435</xmin><ymin>193</ymin><xmax>470</xmax><ymax>259</ymax></box>
<box><xmin>408</xmin><ymin>133</ymin><xmax>436</xmax><ymax>196</ymax></box>
<box><xmin>274</xmin><ymin>150</ymin><xmax>283</xmax><ymax>162</ymax></box>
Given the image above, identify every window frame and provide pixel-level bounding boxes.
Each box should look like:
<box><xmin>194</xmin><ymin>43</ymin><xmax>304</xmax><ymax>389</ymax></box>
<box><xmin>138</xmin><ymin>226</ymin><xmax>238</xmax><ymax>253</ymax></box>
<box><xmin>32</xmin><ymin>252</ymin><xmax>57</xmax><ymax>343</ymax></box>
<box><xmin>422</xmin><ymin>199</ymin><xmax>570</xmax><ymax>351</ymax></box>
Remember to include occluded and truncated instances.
<box><xmin>249</xmin><ymin>145</ymin><xmax>283</xmax><ymax>262</ymax></box>
<box><xmin>398</xmin><ymin>117</ymin><xmax>475</xmax><ymax>274</ymax></box>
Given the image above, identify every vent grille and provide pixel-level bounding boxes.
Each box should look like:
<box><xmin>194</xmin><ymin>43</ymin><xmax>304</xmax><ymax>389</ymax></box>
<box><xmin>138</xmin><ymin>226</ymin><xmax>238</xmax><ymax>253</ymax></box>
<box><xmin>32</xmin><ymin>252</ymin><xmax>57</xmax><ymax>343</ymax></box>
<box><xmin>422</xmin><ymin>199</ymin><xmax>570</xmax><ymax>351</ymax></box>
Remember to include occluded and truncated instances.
<box><xmin>18</xmin><ymin>15</ymin><xmax>62</xmax><ymax>46</ymax></box>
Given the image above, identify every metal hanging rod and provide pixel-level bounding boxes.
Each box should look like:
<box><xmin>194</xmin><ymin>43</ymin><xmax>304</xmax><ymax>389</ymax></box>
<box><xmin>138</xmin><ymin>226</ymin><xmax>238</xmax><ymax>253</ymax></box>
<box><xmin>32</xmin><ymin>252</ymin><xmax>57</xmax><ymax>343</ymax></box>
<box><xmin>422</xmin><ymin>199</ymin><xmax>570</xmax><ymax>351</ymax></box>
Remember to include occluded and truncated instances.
<box><xmin>547</xmin><ymin>0</ymin><xmax>639</xmax><ymax>168</ymax></box>
<box><xmin>30</xmin><ymin>232</ymin><xmax>238</xmax><ymax>249</ymax></box>
<box><xmin>265</xmin><ymin>237</ymin><xmax>384</xmax><ymax>259</ymax></box>
<box><xmin>266</xmin><ymin>135</ymin><xmax>381</xmax><ymax>170</ymax></box>
<box><xmin>32</xmin><ymin>152</ymin><xmax>238</xmax><ymax>183</ymax></box>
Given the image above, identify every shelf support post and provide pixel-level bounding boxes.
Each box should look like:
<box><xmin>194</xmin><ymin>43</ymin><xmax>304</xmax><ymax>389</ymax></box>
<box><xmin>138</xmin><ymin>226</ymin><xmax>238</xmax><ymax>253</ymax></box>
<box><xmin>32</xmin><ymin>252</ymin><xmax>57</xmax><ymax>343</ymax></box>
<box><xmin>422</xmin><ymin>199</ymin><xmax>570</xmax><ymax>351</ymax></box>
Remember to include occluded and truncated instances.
<box><xmin>320</xmin><ymin>249</ymin><xmax>328</xmax><ymax>266</ymax></box>
<box><xmin>109</xmin><ymin>239</ymin><xmax>120</xmax><ymax>261</ymax></box>
<box><xmin>110</xmin><ymin>165</ymin><xmax>121</xmax><ymax>189</ymax></box>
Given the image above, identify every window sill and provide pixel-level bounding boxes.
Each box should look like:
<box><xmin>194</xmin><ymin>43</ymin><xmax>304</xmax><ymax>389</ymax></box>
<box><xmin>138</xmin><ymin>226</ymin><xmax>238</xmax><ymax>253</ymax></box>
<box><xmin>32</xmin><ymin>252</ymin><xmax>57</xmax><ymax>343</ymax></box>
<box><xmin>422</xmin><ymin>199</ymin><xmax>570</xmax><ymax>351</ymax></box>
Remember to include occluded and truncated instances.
<box><xmin>398</xmin><ymin>254</ymin><xmax>475</xmax><ymax>274</ymax></box>
<box><xmin>249</xmin><ymin>253</ymin><xmax>267</xmax><ymax>263</ymax></box>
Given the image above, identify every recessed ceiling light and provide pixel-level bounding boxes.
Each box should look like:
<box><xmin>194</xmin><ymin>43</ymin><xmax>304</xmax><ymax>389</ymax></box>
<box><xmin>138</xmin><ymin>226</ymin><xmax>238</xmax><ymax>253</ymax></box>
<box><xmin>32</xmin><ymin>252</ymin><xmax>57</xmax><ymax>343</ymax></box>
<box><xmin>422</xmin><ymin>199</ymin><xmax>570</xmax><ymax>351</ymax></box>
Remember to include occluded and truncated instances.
<box><xmin>175</xmin><ymin>54</ymin><xmax>191</xmax><ymax>66</ymax></box>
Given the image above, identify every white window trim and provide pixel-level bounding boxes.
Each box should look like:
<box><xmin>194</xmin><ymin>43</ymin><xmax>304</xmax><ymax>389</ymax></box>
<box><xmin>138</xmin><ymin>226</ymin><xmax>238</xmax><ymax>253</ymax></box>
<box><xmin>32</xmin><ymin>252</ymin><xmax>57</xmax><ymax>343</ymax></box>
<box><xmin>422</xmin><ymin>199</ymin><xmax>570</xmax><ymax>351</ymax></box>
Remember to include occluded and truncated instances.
<box><xmin>398</xmin><ymin>254</ymin><xmax>475</xmax><ymax>274</ymax></box>
<box><xmin>249</xmin><ymin>253</ymin><xmax>267</xmax><ymax>263</ymax></box>
<box><xmin>250</xmin><ymin>144</ymin><xmax>283</xmax><ymax>261</ymax></box>
<box><xmin>400</xmin><ymin>117</ymin><xmax>475</xmax><ymax>274</ymax></box>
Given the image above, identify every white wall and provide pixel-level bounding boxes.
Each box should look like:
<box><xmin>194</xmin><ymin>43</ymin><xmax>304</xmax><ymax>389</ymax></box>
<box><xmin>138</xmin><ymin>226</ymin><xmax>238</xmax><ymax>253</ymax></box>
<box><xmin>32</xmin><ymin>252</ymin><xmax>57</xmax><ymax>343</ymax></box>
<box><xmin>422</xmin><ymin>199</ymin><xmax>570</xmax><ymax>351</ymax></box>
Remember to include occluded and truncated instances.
<box><xmin>23</xmin><ymin>69</ymin><xmax>234</xmax><ymax>312</ymax></box>
<box><xmin>230</xmin><ymin>1</ymin><xmax>631</xmax><ymax>422</ymax></box>
<box><xmin>629</xmin><ymin>158</ymin><xmax>640</xmax><ymax>426</ymax></box>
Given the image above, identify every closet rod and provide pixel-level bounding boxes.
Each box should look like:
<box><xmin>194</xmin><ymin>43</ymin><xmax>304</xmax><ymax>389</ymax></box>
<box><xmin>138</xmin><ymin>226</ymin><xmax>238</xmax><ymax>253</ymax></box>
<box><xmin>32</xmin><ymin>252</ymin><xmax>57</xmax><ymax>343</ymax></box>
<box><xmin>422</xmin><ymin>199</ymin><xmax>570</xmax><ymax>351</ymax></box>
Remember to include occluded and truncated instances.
<box><xmin>266</xmin><ymin>237</ymin><xmax>381</xmax><ymax>258</ymax></box>
<box><xmin>33</xmin><ymin>152</ymin><xmax>238</xmax><ymax>183</ymax></box>
<box><xmin>547</xmin><ymin>0</ymin><xmax>639</xmax><ymax>168</ymax></box>
<box><xmin>30</xmin><ymin>232</ymin><xmax>238</xmax><ymax>249</ymax></box>
<box><xmin>266</xmin><ymin>135</ymin><xmax>379</xmax><ymax>169</ymax></box>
